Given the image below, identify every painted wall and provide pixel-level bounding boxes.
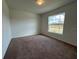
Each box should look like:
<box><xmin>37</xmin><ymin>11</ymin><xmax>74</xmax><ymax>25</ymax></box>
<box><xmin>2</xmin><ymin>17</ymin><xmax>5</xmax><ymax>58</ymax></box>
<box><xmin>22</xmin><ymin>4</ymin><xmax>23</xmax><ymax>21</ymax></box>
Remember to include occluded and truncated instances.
<box><xmin>41</xmin><ymin>1</ymin><xmax>77</xmax><ymax>46</ymax></box>
<box><xmin>2</xmin><ymin>0</ymin><xmax>12</xmax><ymax>58</ymax></box>
<box><xmin>10</xmin><ymin>10</ymin><xmax>40</xmax><ymax>38</ymax></box>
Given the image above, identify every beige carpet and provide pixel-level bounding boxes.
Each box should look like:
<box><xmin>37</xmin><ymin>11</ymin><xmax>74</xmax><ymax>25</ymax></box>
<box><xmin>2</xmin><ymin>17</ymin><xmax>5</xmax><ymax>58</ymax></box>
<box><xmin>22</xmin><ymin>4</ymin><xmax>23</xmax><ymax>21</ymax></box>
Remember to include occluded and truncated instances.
<box><xmin>4</xmin><ymin>35</ymin><xmax>77</xmax><ymax>59</ymax></box>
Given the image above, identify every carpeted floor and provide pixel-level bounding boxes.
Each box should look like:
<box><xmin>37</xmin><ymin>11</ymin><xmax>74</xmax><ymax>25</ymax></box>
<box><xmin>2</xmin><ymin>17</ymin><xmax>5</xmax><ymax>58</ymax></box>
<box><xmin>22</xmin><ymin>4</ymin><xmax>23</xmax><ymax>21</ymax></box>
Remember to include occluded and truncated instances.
<box><xmin>4</xmin><ymin>35</ymin><xmax>77</xmax><ymax>59</ymax></box>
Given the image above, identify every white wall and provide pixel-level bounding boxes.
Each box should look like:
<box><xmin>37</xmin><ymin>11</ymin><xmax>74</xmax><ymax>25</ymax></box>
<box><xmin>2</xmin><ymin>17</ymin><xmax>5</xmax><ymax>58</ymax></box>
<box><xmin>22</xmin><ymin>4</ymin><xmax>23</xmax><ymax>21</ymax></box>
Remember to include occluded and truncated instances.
<box><xmin>41</xmin><ymin>1</ymin><xmax>77</xmax><ymax>46</ymax></box>
<box><xmin>10</xmin><ymin>10</ymin><xmax>40</xmax><ymax>38</ymax></box>
<box><xmin>2</xmin><ymin>0</ymin><xmax>12</xmax><ymax>58</ymax></box>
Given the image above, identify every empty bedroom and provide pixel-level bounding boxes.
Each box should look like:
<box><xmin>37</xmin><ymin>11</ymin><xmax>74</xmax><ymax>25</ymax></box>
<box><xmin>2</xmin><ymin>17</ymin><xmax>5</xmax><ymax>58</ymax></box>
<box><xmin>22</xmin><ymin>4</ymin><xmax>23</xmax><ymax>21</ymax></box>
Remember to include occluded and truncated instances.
<box><xmin>2</xmin><ymin>0</ymin><xmax>77</xmax><ymax>59</ymax></box>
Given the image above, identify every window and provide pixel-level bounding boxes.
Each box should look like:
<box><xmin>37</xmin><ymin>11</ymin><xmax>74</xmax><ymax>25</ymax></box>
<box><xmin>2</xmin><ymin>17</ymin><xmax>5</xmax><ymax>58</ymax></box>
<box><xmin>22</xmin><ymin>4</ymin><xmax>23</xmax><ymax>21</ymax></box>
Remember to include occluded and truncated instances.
<box><xmin>48</xmin><ymin>12</ymin><xmax>65</xmax><ymax>34</ymax></box>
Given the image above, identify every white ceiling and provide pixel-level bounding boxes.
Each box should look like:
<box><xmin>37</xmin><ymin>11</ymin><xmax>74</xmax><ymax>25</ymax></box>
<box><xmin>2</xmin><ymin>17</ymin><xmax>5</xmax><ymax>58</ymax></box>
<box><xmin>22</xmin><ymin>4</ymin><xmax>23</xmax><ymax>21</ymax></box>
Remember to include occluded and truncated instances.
<box><xmin>6</xmin><ymin>0</ymin><xmax>76</xmax><ymax>14</ymax></box>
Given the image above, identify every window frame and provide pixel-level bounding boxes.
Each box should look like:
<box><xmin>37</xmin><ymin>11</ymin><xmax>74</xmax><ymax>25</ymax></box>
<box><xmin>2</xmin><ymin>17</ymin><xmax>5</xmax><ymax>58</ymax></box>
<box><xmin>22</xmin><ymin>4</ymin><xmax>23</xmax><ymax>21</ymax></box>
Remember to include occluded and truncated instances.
<box><xmin>47</xmin><ymin>12</ymin><xmax>65</xmax><ymax>35</ymax></box>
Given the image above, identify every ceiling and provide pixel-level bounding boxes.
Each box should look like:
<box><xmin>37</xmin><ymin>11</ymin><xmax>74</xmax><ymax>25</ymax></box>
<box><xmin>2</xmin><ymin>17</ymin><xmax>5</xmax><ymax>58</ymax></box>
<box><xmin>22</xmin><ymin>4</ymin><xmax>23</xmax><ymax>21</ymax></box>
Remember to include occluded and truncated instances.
<box><xmin>6</xmin><ymin>0</ymin><xmax>76</xmax><ymax>14</ymax></box>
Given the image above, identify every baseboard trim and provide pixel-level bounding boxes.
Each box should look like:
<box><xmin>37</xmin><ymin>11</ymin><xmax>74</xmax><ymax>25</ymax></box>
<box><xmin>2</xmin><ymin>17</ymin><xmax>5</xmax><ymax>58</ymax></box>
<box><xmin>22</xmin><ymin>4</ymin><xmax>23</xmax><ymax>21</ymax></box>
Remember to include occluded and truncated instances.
<box><xmin>40</xmin><ymin>33</ymin><xmax>77</xmax><ymax>48</ymax></box>
<box><xmin>12</xmin><ymin>34</ymin><xmax>40</xmax><ymax>39</ymax></box>
<box><xmin>3</xmin><ymin>39</ymin><xmax>13</xmax><ymax>59</ymax></box>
